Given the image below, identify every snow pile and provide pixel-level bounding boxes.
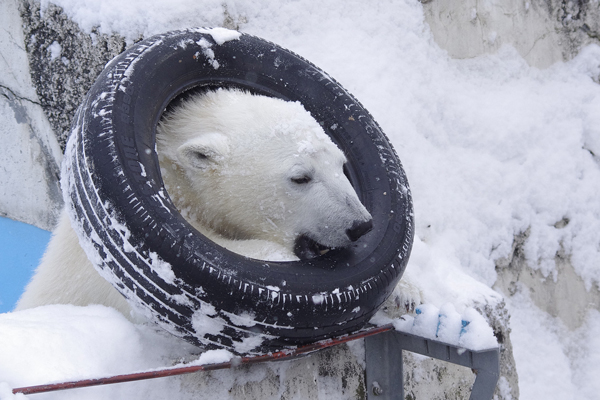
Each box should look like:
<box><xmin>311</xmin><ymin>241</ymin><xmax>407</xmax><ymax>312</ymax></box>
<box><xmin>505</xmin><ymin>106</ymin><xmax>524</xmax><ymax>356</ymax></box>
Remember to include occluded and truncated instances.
<box><xmin>0</xmin><ymin>305</ymin><xmax>362</xmax><ymax>399</ymax></box>
<box><xmin>0</xmin><ymin>383</ymin><xmax>25</xmax><ymax>400</ymax></box>
<box><xmin>507</xmin><ymin>285</ymin><xmax>600</xmax><ymax>398</ymax></box>
<box><xmin>0</xmin><ymin>305</ymin><xmax>197</xmax><ymax>399</ymax></box>
<box><xmin>372</xmin><ymin>303</ymin><xmax>497</xmax><ymax>351</ymax></box>
<box><xmin>0</xmin><ymin>305</ymin><xmax>254</xmax><ymax>399</ymax></box>
<box><xmin>195</xmin><ymin>27</ymin><xmax>241</xmax><ymax>45</ymax></box>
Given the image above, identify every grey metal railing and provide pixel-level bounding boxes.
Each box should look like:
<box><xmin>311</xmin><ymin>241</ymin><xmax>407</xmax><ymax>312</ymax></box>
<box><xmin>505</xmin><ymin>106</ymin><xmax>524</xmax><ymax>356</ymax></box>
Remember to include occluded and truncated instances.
<box><xmin>365</xmin><ymin>329</ymin><xmax>500</xmax><ymax>400</ymax></box>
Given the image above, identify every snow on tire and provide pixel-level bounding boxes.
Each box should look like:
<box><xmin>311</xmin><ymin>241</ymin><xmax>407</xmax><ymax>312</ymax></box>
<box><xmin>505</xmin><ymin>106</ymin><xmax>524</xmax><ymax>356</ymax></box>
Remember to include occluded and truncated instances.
<box><xmin>62</xmin><ymin>28</ymin><xmax>414</xmax><ymax>354</ymax></box>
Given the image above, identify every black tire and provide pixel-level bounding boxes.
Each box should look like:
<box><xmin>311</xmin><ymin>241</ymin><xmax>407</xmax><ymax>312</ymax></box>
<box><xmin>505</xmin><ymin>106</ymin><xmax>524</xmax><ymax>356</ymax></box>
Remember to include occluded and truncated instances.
<box><xmin>63</xmin><ymin>28</ymin><xmax>414</xmax><ymax>354</ymax></box>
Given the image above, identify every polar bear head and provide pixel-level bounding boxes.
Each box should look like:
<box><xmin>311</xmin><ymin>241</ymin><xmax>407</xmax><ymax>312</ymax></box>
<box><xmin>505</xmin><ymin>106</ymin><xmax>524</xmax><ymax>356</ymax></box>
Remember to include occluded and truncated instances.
<box><xmin>157</xmin><ymin>88</ymin><xmax>372</xmax><ymax>260</ymax></box>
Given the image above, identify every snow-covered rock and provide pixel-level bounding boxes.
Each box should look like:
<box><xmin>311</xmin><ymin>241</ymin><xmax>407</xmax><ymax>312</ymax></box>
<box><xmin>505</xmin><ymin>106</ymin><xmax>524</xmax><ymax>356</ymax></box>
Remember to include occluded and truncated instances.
<box><xmin>0</xmin><ymin>0</ymin><xmax>62</xmax><ymax>230</ymax></box>
<box><xmin>20</xmin><ymin>0</ymin><xmax>127</xmax><ymax>150</ymax></box>
<box><xmin>422</xmin><ymin>0</ymin><xmax>600</xmax><ymax>69</ymax></box>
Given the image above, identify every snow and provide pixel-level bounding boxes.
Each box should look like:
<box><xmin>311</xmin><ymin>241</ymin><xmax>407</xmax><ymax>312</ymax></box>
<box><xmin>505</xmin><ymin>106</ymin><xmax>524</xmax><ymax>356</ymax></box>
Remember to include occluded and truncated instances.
<box><xmin>196</xmin><ymin>37</ymin><xmax>219</xmax><ymax>69</ymax></box>
<box><xmin>371</xmin><ymin>302</ymin><xmax>497</xmax><ymax>351</ymax></box>
<box><xmin>508</xmin><ymin>285</ymin><xmax>600</xmax><ymax>399</ymax></box>
<box><xmin>195</xmin><ymin>27</ymin><xmax>241</xmax><ymax>45</ymax></box>
<box><xmin>148</xmin><ymin>252</ymin><xmax>176</xmax><ymax>284</ymax></box>
<box><xmin>0</xmin><ymin>383</ymin><xmax>25</xmax><ymax>400</ymax></box>
<box><xmin>47</xmin><ymin>41</ymin><xmax>61</xmax><ymax>61</ymax></box>
<box><xmin>2</xmin><ymin>0</ymin><xmax>600</xmax><ymax>398</ymax></box>
<box><xmin>193</xmin><ymin>349</ymin><xmax>233</xmax><ymax>365</ymax></box>
<box><xmin>0</xmin><ymin>305</ymin><xmax>230</xmax><ymax>399</ymax></box>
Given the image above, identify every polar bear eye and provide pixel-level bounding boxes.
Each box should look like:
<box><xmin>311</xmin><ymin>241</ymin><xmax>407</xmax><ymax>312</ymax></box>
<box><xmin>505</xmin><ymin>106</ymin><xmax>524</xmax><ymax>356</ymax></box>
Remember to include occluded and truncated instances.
<box><xmin>291</xmin><ymin>175</ymin><xmax>312</xmax><ymax>185</ymax></box>
<box><xmin>193</xmin><ymin>151</ymin><xmax>209</xmax><ymax>161</ymax></box>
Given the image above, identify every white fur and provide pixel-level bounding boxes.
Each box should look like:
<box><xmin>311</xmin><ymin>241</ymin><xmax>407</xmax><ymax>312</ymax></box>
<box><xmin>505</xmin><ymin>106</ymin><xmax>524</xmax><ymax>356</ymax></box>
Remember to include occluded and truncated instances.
<box><xmin>15</xmin><ymin>211</ymin><xmax>135</xmax><ymax>317</ymax></box>
<box><xmin>157</xmin><ymin>89</ymin><xmax>371</xmax><ymax>254</ymax></box>
<box><xmin>16</xmin><ymin>88</ymin><xmax>371</xmax><ymax>316</ymax></box>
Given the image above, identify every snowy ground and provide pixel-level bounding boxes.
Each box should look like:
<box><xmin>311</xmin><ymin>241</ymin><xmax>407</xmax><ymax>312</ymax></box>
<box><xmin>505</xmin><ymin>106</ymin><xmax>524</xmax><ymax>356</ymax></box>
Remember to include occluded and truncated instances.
<box><xmin>1</xmin><ymin>0</ymin><xmax>600</xmax><ymax>398</ymax></box>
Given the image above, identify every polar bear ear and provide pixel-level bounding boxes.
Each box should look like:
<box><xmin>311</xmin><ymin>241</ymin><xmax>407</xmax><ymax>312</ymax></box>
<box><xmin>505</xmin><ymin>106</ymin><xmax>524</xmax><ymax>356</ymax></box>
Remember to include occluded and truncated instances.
<box><xmin>176</xmin><ymin>132</ymin><xmax>230</xmax><ymax>170</ymax></box>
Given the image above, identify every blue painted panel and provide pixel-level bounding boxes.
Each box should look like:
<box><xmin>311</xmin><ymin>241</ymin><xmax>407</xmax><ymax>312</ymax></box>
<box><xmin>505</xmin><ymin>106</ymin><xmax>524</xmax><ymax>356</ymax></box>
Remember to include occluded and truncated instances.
<box><xmin>0</xmin><ymin>216</ymin><xmax>51</xmax><ymax>313</ymax></box>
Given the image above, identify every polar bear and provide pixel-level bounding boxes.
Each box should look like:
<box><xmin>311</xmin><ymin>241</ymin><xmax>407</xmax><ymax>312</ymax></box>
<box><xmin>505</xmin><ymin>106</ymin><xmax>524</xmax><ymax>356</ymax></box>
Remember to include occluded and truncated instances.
<box><xmin>157</xmin><ymin>88</ymin><xmax>373</xmax><ymax>260</ymax></box>
<box><xmin>16</xmin><ymin>88</ymin><xmax>373</xmax><ymax>317</ymax></box>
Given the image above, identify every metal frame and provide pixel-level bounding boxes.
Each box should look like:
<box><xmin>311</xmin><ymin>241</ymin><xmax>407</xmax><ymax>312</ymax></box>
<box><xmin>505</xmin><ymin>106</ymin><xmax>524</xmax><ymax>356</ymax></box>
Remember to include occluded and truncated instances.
<box><xmin>365</xmin><ymin>330</ymin><xmax>500</xmax><ymax>400</ymax></box>
<box><xmin>13</xmin><ymin>324</ymin><xmax>499</xmax><ymax>398</ymax></box>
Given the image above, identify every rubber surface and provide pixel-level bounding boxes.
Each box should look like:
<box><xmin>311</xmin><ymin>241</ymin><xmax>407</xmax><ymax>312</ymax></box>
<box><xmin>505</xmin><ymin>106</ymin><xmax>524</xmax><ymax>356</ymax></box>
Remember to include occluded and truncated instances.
<box><xmin>63</xmin><ymin>28</ymin><xmax>414</xmax><ymax>354</ymax></box>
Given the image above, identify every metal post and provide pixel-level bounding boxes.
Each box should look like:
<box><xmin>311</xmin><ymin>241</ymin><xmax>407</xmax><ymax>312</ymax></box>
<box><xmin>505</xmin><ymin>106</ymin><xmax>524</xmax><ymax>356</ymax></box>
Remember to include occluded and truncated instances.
<box><xmin>365</xmin><ymin>331</ymin><xmax>404</xmax><ymax>399</ymax></box>
<box><xmin>365</xmin><ymin>329</ymin><xmax>500</xmax><ymax>400</ymax></box>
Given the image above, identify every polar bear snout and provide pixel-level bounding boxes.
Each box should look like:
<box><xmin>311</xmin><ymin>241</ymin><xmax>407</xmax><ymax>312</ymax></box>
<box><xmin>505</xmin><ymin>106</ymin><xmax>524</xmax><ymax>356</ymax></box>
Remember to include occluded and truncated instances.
<box><xmin>346</xmin><ymin>218</ymin><xmax>373</xmax><ymax>242</ymax></box>
<box><xmin>293</xmin><ymin>215</ymin><xmax>373</xmax><ymax>260</ymax></box>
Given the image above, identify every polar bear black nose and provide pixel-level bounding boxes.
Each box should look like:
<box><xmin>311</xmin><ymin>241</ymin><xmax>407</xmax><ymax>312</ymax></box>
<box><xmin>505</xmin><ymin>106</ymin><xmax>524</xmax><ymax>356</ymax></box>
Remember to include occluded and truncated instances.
<box><xmin>346</xmin><ymin>219</ymin><xmax>373</xmax><ymax>242</ymax></box>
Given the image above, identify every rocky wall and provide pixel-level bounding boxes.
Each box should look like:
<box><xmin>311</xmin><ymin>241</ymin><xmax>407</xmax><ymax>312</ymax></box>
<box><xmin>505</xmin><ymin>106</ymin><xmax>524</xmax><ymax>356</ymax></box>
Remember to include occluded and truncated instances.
<box><xmin>0</xmin><ymin>0</ymin><xmax>63</xmax><ymax>230</ymax></box>
<box><xmin>421</xmin><ymin>0</ymin><xmax>600</xmax><ymax>69</ymax></box>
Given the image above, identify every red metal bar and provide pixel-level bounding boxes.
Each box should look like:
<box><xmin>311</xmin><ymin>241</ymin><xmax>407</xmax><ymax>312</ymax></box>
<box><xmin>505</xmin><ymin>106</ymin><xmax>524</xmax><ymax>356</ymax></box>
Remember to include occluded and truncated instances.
<box><xmin>12</xmin><ymin>324</ymin><xmax>393</xmax><ymax>395</ymax></box>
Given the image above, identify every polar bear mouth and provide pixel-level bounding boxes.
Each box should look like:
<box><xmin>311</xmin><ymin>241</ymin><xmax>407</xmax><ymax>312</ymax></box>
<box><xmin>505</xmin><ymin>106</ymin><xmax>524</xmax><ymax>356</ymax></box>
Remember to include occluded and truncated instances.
<box><xmin>294</xmin><ymin>235</ymin><xmax>331</xmax><ymax>260</ymax></box>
